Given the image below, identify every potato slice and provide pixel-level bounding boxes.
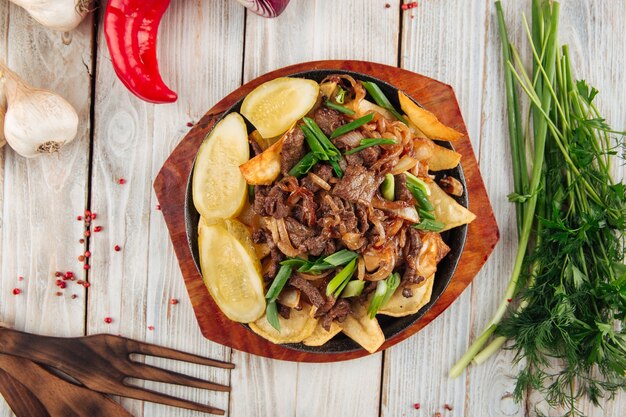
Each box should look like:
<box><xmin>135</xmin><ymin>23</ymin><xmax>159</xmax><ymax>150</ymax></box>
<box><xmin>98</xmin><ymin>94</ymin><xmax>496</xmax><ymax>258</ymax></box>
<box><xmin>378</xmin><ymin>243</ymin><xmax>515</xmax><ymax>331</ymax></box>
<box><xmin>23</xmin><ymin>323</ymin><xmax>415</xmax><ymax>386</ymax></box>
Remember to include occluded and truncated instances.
<box><xmin>379</xmin><ymin>275</ymin><xmax>434</xmax><ymax>317</ymax></box>
<box><xmin>192</xmin><ymin>113</ymin><xmax>249</xmax><ymax>222</ymax></box>
<box><xmin>241</xmin><ymin>77</ymin><xmax>320</xmax><ymax>138</ymax></box>
<box><xmin>303</xmin><ymin>320</ymin><xmax>343</xmax><ymax>347</ymax></box>
<box><xmin>341</xmin><ymin>302</ymin><xmax>385</xmax><ymax>354</ymax></box>
<box><xmin>429</xmin><ymin>144</ymin><xmax>462</xmax><ymax>171</ymax></box>
<box><xmin>399</xmin><ymin>92</ymin><xmax>463</xmax><ymax>141</ymax></box>
<box><xmin>198</xmin><ymin>220</ymin><xmax>265</xmax><ymax>323</ymax></box>
<box><xmin>249</xmin><ymin>303</ymin><xmax>318</xmax><ymax>344</ymax></box>
<box><xmin>428</xmin><ymin>181</ymin><xmax>476</xmax><ymax>231</ymax></box>
<box><xmin>239</xmin><ymin>136</ymin><xmax>285</xmax><ymax>185</ymax></box>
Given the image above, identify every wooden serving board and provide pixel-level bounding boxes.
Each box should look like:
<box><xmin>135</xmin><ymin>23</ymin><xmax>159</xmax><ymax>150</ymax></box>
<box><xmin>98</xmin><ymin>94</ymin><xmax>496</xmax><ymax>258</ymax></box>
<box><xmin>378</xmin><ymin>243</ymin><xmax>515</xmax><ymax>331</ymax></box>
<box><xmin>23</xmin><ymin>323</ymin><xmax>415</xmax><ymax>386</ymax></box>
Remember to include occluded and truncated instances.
<box><xmin>154</xmin><ymin>60</ymin><xmax>499</xmax><ymax>363</ymax></box>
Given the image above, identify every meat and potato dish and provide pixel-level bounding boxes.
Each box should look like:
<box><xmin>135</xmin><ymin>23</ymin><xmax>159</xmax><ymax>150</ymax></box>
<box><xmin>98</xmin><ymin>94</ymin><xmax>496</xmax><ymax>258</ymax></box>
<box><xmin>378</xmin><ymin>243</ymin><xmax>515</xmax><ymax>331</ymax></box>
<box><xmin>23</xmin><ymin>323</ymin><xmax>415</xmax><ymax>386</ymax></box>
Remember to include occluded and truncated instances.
<box><xmin>192</xmin><ymin>74</ymin><xmax>475</xmax><ymax>353</ymax></box>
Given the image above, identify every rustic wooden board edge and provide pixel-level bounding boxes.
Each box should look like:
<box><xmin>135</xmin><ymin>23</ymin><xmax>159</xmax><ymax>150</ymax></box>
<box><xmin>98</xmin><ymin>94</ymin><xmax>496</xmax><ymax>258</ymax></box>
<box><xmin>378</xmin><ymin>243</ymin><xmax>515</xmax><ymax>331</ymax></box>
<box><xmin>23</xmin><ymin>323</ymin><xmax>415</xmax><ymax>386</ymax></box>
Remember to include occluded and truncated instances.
<box><xmin>154</xmin><ymin>60</ymin><xmax>499</xmax><ymax>363</ymax></box>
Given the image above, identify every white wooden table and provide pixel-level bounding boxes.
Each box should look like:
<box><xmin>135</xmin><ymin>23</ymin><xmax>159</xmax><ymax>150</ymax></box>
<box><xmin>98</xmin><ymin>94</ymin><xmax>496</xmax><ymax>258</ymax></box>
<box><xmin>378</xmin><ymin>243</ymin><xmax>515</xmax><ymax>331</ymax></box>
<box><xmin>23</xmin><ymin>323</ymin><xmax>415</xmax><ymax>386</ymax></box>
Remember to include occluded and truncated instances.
<box><xmin>0</xmin><ymin>1</ymin><xmax>624</xmax><ymax>416</ymax></box>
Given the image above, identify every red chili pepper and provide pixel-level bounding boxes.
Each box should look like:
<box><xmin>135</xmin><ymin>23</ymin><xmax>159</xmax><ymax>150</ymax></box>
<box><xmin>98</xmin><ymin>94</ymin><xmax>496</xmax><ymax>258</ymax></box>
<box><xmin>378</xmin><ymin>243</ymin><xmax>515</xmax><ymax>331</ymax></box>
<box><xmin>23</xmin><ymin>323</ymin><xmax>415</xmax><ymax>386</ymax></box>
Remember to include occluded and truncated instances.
<box><xmin>104</xmin><ymin>0</ymin><xmax>177</xmax><ymax>104</ymax></box>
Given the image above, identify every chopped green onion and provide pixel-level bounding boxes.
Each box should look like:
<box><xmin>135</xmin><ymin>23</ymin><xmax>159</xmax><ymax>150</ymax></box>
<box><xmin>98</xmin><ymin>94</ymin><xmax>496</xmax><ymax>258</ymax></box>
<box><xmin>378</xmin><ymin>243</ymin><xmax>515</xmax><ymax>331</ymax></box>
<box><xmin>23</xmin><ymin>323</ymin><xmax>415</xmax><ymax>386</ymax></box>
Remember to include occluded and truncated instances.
<box><xmin>344</xmin><ymin>138</ymin><xmax>396</xmax><ymax>155</ymax></box>
<box><xmin>329</xmin><ymin>113</ymin><xmax>375</xmax><ymax>139</ymax></box>
<box><xmin>288</xmin><ymin>152</ymin><xmax>319</xmax><ymax>177</ymax></box>
<box><xmin>266</xmin><ymin>301</ymin><xmax>280</xmax><ymax>331</ymax></box>
<box><xmin>381</xmin><ymin>273</ymin><xmax>401</xmax><ymax>306</ymax></box>
<box><xmin>404</xmin><ymin>172</ymin><xmax>430</xmax><ymax>196</ymax></box>
<box><xmin>323</xmin><ymin>249</ymin><xmax>358</xmax><ymax>266</ymax></box>
<box><xmin>362</xmin><ymin>81</ymin><xmax>408</xmax><ymax>124</ymax></box>
<box><xmin>326</xmin><ymin>259</ymin><xmax>357</xmax><ymax>297</ymax></box>
<box><xmin>341</xmin><ymin>280</ymin><xmax>366</xmax><ymax>298</ymax></box>
<box><xmin>280</xmin><ymin>258</ymin><xmax>308</xmax><ymax>268</ymax></box>
<box><xmin>298</xmin><ymin>258</ymin><xmax>334</xmax><ymax>273</ymax></box>
<box><xmin>367</xmin><ymin>279</ymin><xmax>388</xmax><ymax>318</ymax></box>
<box><xmin>325</xmin><ymin>101</ymin><xmax>355</xmax><ymax>115</ymax></box>
<box><xmin>407</xmin><ymin>183</ymin><xmax>434</xmax><ymax>212</ymax></box>
<box><xmin>335</xmin><ymin>86</ymin><xmax>346</xmax><ymax>104</ymax></box>
<box><xmin>418</xmin><ymin>208</ymin><xmax>436</xmax><ymax>220</ymax></box>
<box><xmin>329</xmin><ymin>159</ymin><xmax>343</xmax><ymax>178</ymax></box>
<box><xmin>302</xmin><ymin>117</ymin><xmax>340</xmax><ymax>157</ymax></box>
<box><xmin>265</xmin><ymin>264</ymin><xmax>292</xmax><ymax>302</ymax></box>
<box><xmin>381</xmin><ymin>174</ymin><xmax>395</xmax><ymax>201</ymax></box>
<box><xmin>301</xmin><ymin>125</ymin><xmax>329</xmax><ymax>161</ymax></box>
<box><xmin>413</xmin><ymin>219</ymin><xmax>445</xmax><ymax>232</ymax></box>
<box><xmin>248</xmin><ymin>184</ymin><xmax>255</xmax><ymax>201</ymax></box>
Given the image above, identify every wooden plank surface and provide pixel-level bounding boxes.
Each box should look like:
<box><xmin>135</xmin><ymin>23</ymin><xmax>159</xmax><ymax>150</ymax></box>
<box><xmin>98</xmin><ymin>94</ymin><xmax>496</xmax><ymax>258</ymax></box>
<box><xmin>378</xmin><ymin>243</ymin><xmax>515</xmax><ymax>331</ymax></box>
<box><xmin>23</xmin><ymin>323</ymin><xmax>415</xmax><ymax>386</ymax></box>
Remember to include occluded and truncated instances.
<box><xmin>0</xmin><ymin>0</ymin><xmax>625</xmax><ymax>416</ymax></box>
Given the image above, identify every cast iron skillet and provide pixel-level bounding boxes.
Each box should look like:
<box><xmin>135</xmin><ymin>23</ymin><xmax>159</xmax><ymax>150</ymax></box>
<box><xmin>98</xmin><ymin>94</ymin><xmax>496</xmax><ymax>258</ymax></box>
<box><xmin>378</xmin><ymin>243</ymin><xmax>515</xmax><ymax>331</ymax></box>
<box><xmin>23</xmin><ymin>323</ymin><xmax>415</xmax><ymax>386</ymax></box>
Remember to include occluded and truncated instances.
<box><xmin>185</xmin><ymin>69</ymin><xmax>468</xmax><ymax>353</ymax></box>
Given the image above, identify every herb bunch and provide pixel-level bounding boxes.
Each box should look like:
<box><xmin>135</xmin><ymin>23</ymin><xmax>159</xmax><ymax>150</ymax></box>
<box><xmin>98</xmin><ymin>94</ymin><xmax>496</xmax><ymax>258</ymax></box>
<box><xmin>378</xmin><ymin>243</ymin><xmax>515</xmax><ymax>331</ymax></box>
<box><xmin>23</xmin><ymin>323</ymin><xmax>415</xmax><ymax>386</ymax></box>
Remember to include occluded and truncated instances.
<box><xmin>450</xmin><ymin>1</ymin><xmax>626</xmax><ymax>415</ymax></box>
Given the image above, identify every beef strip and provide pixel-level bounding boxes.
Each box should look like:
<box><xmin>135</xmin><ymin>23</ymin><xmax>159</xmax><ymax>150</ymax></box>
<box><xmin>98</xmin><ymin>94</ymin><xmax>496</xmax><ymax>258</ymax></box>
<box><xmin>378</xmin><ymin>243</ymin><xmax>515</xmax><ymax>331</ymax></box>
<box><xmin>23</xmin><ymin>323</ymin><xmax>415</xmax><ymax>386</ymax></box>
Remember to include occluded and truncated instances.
<box><xmin>356</xmin><ymin>203</ymin><xmax>370</xmax><ymax>234</ymax></box>
<box><xmin>332</xmin><ymin>165</ymin><xmax>383</xmax><ymax>203</ymax></box>
<box><xmin>320</xmin><ymin>299</ymin><xmax>351</xmax><ymax>331</ymax></box>
<box><xmin>314</xmin><ymin>107</ymin><xmax>344</xmax><ymax>136</ymax></box>
<box><xmin>253</xmin><ymin>186</ymin><xmax>270</xmax><ymax>216</ymax></box>
<box><xmin>284</xmin><ymin>218</ymin><xmax>313</xmax><ymax>249</ymax></box>
<box><xmin>280</xmin><ymin>128</ymin><xmax>305</xmax><ymax>176</ymax></box>
<box><xmin>265</xmin><ymin>247</ymin><xmax>284</xmax><ymax>281</ymax></box>
<box><xmin>301</xmin><ymin>164</ymin><xmax>333</xmax><ymax>192</ymax></box>
<box><xmin>360</xmin><ymin>146</ymin><xmax>381</xmax><ymax>167</ymax></box>
<box><xmin>288</xmin><ymin>275</ymin><xmax>325</xmax><ymax>308</ymax></box>
<box><xmin>395</xmin><ymin>173</ymin><xmax>415</xmax><ymax>203</ymax></box>
<box><xmin>402</xmin><ymin>287</ymin><xmax>413</xmax><ymax>298</ymax></box>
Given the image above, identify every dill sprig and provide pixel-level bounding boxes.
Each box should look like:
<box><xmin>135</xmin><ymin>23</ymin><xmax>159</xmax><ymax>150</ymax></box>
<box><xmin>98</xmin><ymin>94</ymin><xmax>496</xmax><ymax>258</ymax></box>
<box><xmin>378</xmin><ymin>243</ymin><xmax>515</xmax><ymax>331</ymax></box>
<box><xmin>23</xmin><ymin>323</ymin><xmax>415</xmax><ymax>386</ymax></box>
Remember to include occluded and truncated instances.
<box><xmin>450</xmin><ymin>1</ymin><xmax>626</xmax><ymax>414</ymax></box>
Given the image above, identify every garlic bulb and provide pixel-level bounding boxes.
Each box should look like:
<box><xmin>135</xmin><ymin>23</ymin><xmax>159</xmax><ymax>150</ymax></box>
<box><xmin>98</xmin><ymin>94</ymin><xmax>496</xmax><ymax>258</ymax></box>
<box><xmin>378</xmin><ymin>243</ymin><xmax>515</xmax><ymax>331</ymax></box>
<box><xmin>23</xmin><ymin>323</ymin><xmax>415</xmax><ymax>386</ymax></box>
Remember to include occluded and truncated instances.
<box><xmin>10</xmin><ymin>0</ymin><xmax>90</xmax><ymax>32</ymax></box>
<box><xmin>0</xmin><ymin>61</ymin><xmax>79</xmax><ymax>158</ymax></box>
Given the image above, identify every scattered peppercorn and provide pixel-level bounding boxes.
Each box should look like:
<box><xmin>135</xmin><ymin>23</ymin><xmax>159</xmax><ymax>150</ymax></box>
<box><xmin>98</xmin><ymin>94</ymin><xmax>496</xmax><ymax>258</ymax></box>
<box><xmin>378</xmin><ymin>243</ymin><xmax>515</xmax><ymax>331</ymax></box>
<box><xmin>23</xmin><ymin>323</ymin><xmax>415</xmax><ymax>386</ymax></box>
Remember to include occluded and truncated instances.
<box><xmin>83</xmin><ymin>282</ymin><xmax>91</xmax><ymax>288</ymax></box>
<box><xmin>94</xmin><ymin>226</ymin><xmax>103</xmax><ymax>232</ymax></box>
<box><xmin>413</xmin><ymin>403</ymin><xmax>421</xmax><ymax>409</ymax></box>
<box><xmin>148</xmin><ymin>326</ymin><xmax>155</xmax><ymax>331</ymax></box>
<box><xmin>444</xmin><ymin>404</ymin><xmax>453</xmax><ymax>411</ymax></box>
<box><xmin>55</xmin><ymin>271</ymin><xmax>63</xmax><ymax>277</ymax></box>
<box><xmin>186</xmin><ymin>122</ymin><xmax>194</xmax><ymax>127</ymax></box>
<box><xmin>77</xmin><ymin>280</ymin><xmax>84</xmax><ymax>285</ymax></box>
<box><xmin>104</xmin><ymin>317</ymin><xmax>113</xmax><ymax>324</ymax></box>
<box><xmin>79</xmin><ymin>238</ymin><xmax>85</xmax><ymax>244</ymax></box>
<box><xmin>84</xmin><ymin>264</ymin><xmax>90</xmax><ymax>270</ymax></box>
<box><xmin>156</xmin><ymin>204</ymin><xmax>161</xmax><ymax>210</ymax></box>
<box><xmin>84</xmin><ymin>230</ymin><xmax>91</xmax><ymax>237</ymax></box>
<box><xmin>114</xmin><ymin>245</ymin><xmax>121</xmax><ymax>252</ymax></box>
<box><xmin>12</xmin><ymin>288</ymin><xmax>21</xmax><ymax>295</ymax></box>
<box><xmin>84</xmin><ymin>251</ymin><xmax>91</xmax><ymax>258</ymax></box>
<box><xmin>91</xmin><ymin>213</ymin><xmax>97</xmax><ymax>220</ymax></box>
<box><xmin>85</xmin><ymin>210</ymin><xmax>91</xmax><ymax>217</ymax></box>
<box><xmin>77</xmin><ymin>215</ymin><xmax>83</xmax><ymax>221</ymax></box>
<box><xmin>71</xmin><ymin>294</ymin><xmax>78</xmax><ymax>299</ymax></box>
<box><xmin>118</xmin><ymin>178</ymin><xmax>126</xmax><ymax>185</ymax></box>
<box><xmin>170</xmin><ymin>298</ymin><xmax>179</xmax><ymax>305</ymax></box>
<box><xmin>18</xmin><ymin>276</ymin><xmax>24</xmax><ymax>281</ymax></box>
<box><xmin>434</xmin><ymin>413</ymin><xmax>442</xmax><ymax>417</ymax></box>
<box><xmin>385</xmin><ymin>3</ymin><xmax>391</xmax><ymax>8</ymax></box>
<box><xmin>78</xmin><ymin>255</ymin><xmax>85</xmax><ymax>262</ymax></box>
<box><xmin>65</xmin><ymin>271</ymin><xmax>74</xmax><ymax>279</ymax></box>
<box><xmin>58</xmin><ymin>282</ymin><xmax>67</xmax><ymax>289</ymax></box>
<box><xmin>55</xmin><ymin>291</ymin><xmax>63</xmax><ymax>296</ymax></box>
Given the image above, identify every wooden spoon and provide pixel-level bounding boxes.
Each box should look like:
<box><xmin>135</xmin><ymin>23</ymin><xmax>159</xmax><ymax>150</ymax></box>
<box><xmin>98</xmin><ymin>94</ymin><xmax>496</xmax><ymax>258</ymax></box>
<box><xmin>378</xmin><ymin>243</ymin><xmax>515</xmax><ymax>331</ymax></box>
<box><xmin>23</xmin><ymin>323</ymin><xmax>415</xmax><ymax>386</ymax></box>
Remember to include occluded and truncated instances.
<box><xmin>0</xmin><ymin>354</ymin><xmax>132</xmax><ymax>417</ymax></box>
<box><xmin>0</xmin><ymin>367</ymin><xmax>49</xmax><ymax>417</ymax></box>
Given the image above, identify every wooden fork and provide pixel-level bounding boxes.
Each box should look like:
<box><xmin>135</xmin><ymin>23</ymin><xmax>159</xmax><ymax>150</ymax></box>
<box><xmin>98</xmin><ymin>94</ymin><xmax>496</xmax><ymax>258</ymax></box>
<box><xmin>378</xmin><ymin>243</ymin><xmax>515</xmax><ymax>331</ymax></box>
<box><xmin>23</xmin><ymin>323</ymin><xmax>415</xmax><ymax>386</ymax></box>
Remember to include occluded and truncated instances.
<box><xmin>0</xmin><ymin>328</ymin><xmax>234</xmax><ymax>415</ymax></box>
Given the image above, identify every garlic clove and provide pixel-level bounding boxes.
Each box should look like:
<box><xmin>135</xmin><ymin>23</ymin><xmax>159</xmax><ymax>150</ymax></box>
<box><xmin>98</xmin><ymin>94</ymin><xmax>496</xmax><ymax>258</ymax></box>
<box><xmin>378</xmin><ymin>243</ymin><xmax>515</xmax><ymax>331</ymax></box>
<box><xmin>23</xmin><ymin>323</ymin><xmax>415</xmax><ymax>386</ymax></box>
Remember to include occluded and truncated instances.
<box><xmin>1</xmin><ymin>62</ymin><xmax>79</xmax><ymax>158</ymax></box>
<box><xmin>10</xmin><ymin>0</ymin><xmax>88</xmax><ymax>32</ymax></box>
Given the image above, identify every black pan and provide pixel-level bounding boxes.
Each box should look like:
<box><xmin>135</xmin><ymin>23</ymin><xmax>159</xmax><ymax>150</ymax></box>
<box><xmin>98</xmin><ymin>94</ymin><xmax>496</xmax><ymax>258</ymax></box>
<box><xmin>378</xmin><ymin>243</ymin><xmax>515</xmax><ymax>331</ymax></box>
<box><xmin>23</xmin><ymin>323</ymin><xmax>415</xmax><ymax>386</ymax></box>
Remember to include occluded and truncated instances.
<box><xmin>184</xmin><ymin>69</ymin><xmax>468</xmax><ymax>353</ymax></box>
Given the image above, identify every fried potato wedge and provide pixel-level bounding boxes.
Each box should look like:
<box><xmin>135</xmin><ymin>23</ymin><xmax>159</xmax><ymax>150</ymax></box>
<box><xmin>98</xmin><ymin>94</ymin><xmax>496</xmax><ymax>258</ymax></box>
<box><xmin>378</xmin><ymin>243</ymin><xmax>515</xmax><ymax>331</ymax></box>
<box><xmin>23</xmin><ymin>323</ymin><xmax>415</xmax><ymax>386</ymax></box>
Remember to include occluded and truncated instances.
<box><xmin>341</xmin><ymin>302</ymin><xmax>385</xmax><ymax>353</ymax></box>
<box><xmin>249</xmin><ymin>303</ymin><xmax>318</xmax><ymax>344</ymax></box>
<box><xmin>303</xmin><ymin>320</ymin><xmax>342</xmax><ymax>347</ymax></box>
<box><xmin>427</xmin><ymin>181</ymin><xmax>476</xmax><ymax>231</ymax></box>
<box><xmin>429</xmin><ymin>143</ymin><xmax>462</xmax><ymax>171</ymax></box>
<box><xmin>399</xmin><ymin>92</ymin><xmax>464</xmax><ymax>141</ymax></box>
<box><xmin>239</xmin><ymin>135</ymin><xmax>285</xmax><ymax>185</ymax></box>
<box><xmin>379</xmin><ymin>274</ymin><xmax>434</xmax><ymax>317</ymax></box>
<box><xmin>250</xmin><ymin>130</ymin><xmax>282</xmax><ymax>151</ymax></box>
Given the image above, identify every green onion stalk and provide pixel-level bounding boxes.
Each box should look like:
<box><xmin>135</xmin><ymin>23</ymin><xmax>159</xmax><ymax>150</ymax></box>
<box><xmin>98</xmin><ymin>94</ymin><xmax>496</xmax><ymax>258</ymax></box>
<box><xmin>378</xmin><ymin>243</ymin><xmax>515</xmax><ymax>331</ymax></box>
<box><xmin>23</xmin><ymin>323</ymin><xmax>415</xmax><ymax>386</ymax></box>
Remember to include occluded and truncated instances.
<box><xmin>450</xmin><ymin>0</ymin><xmax>560</xmax><ymax>378</ymax></box>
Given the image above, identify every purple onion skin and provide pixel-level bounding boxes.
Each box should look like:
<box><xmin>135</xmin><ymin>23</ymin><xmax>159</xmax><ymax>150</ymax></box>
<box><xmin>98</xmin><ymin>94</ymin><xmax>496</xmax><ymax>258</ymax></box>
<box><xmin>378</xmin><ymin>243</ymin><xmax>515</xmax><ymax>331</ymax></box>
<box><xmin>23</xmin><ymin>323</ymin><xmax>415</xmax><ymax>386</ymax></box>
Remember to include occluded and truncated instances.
<box><xmin>236</xmin><ymin>0</ymin><xmax>290</xmax><ymax>17</ymax></box>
